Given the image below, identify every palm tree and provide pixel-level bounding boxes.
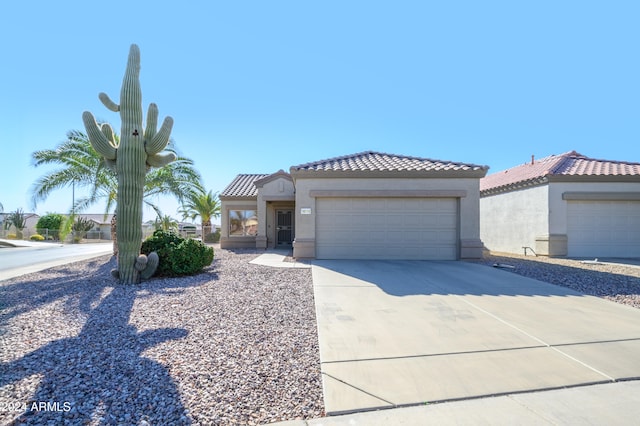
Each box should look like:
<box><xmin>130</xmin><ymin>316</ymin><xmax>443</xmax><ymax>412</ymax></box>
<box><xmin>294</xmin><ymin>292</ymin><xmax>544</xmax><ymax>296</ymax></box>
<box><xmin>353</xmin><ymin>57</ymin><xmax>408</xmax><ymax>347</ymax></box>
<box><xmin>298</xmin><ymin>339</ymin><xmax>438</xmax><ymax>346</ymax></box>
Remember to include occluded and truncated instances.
<box><xmin>179</xmin><ymin>189</ymin><xmax>220</xmax><ymax>242</ymax></box>
<box><xmin>32</xmin><ymin>130</ymin><xmax>202</xmax><ymax>214</ymax></box>
<box><xmin>72</xmin><ymin>216</ymin><xmax>95</xmax><ymax>243</ymax></box>
<box><xmin>4</xmin><ymin>208</ymin><xmax>27</xmax><ymax>239</ymax></box>
<box><xmin>31</xmin><ymin>129</ymin><xmax>203</xmax><ymax>249</ymax></box>
<box><xmin>155</xmin><ymin>214</ymin><xmax>178</xmax><ymax>232</ymax></box>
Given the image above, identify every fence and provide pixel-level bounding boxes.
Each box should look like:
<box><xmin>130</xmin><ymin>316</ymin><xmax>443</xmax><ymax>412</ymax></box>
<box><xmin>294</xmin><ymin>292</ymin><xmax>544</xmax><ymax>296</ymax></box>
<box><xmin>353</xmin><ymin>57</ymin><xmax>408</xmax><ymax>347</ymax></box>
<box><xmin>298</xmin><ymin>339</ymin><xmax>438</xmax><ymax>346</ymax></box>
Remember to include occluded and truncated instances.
<box><xmin>0</xmin><ymin>226</ymin><xmax>211</xmax><ymax>243</ymax></box>
<box><xmin>0</xmin><ymin>228</ymin><xmax>109</xmax><ymax>243</ymax></box>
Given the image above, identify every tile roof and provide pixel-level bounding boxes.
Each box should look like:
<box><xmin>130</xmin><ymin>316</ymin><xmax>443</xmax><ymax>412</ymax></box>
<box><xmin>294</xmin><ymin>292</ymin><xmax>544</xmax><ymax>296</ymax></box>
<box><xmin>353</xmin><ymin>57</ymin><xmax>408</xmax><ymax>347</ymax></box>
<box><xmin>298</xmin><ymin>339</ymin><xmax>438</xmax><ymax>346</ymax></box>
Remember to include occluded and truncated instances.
<box><xmin>480</xmin><ymin>151</ymin><xmax>640</xmax><ymax>193</ymax></box>
<box><xmin>220</xmin><ymin>174</ymin><xmax>270</xmax><ymax>198</ymax></box>
<box><xmin>77</xmin><ymin>214</ymin><xmax>115</xmax><ymax>224</ymax></box>
<box><xmin>290</xmin><ymin>151</ymin><xmax>488</xmax><ymax>173</ymax></box>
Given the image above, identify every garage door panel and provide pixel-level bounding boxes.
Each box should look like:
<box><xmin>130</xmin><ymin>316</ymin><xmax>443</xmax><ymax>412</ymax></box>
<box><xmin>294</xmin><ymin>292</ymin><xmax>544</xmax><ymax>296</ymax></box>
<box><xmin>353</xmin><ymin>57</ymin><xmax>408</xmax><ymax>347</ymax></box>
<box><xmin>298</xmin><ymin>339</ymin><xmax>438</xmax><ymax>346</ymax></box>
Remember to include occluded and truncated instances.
<box><xmin>316</xmin><ymin>198</ymin><xmax>458</xmax><ymax>260</ymax></box>
<box><xmin>567</xmin><ymin>200</ymin><xmax>640</xmax><ymax>257</ymax></box>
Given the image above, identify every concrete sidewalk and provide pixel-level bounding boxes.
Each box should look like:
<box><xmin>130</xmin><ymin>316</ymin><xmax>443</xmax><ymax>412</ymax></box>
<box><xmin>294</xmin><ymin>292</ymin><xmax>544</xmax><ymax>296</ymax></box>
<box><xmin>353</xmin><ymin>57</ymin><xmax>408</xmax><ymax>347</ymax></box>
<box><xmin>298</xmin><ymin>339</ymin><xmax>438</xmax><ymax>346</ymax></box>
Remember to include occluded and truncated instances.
<box><xmin>302</xmin><ymin>259</ymin><xmax>640</xmax><ymax>422</ymax></box>
<box><xmin>0</xmin><ymin>241</ymin><xmax>113</xmax><ymax>281</ymax></box>
<box><xmin>249</xmin><ymin>250</ymin><xmax>311</xmax><ymax>269</ymax></box>
<box><xmin>273</xmin><ymin>380</ymin><xmax>640</xmax><ymax>425</ymax></box>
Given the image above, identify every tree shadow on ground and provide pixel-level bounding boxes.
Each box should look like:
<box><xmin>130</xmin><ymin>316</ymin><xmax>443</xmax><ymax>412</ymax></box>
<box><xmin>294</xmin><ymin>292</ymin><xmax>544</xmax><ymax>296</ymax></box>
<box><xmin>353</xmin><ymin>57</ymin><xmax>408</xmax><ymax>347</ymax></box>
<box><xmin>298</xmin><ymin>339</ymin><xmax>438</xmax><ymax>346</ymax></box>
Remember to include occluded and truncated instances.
<box><xmin>0</xmin><ymin>256</ymin><xmax>217</xmax><ymax>425</ymax></box>
<box><xmin>312</xmin><ymin>258</ymin><xmax>640</xmax><ymax>299</ymax></box>
<box><xmin>468</xmin><ymin>254</ymin><xmax>640</xmax><ymax>300</ymax></box>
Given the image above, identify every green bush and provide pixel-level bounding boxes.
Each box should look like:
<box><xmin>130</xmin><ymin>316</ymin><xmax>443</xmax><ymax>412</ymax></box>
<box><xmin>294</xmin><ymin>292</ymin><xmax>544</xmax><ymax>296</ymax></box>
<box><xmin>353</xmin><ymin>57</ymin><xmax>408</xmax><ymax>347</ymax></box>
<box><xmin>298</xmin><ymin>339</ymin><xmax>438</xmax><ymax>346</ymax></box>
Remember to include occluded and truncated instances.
<box><xmin>204</xmin><ymin>229</ymin><xmax>221</xmax><ymax>243</ymax></box>
<box><xmin>141</xmin><ymin>230</ymin><xmax>214</xmax><ymax>277</ymax></box>
<box><xmin>30</xmin><ymin>234</ymin><xmax>45</xmax><ymax>241</ymax></box>
<box><xmin>36</xmin><ymin>213</ymin><xmax>64</xmax><ymax>240</ymax></box>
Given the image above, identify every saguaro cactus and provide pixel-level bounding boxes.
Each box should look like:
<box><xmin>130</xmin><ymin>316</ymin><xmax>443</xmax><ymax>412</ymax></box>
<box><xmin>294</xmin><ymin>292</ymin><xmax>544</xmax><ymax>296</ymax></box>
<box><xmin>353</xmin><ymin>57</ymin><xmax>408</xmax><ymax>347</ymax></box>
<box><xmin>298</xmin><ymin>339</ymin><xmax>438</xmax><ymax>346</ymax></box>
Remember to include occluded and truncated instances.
<box><xmin>83</xmin><ymin>44</ymin><xmax>176</xmax><ymax>284</ymax></box>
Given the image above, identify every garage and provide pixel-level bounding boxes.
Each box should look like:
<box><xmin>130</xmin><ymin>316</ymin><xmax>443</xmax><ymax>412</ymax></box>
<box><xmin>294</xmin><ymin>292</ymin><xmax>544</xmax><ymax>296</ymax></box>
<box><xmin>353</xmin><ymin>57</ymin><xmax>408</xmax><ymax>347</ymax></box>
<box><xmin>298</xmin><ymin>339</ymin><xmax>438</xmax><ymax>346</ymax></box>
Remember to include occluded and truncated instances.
<box><xmin>567</xmin><ymin>200</ymin><xmax>640</xmax><ymax>257</ymax></box>
<box><xmin>315</xmin><ymin>197</ymin><xmax>458</xmax><ymax>260</ymax></box>
<box><xmin>567</xmin><ymin>200</ymin><xmax>640</xmax><ymax>258</ymax></box>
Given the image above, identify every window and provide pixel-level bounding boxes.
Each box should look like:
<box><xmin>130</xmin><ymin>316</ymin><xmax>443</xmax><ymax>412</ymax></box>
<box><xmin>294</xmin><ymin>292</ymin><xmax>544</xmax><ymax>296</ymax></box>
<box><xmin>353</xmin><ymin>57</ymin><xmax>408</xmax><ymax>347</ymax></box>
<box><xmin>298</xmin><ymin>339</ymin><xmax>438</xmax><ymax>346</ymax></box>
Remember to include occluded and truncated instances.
<box><xmin>229</xmin><ymin>210</ymin><xmax>258</xmax><ymax>236</ymax></box>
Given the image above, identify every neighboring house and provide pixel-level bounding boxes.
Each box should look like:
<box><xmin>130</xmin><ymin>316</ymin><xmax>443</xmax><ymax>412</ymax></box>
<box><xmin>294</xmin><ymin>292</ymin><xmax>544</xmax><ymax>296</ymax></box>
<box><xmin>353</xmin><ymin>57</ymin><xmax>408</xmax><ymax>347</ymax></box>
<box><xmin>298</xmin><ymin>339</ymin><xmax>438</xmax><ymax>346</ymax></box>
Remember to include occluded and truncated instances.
<box><xmin>220</xmin><ymin>151</ymin><xmax>488</xmax><ymax>260</ymax></box>
<box><xmin>480</xmin><ymin>151</ymin><xmax>640</xmax><ymax>258</ymax></box>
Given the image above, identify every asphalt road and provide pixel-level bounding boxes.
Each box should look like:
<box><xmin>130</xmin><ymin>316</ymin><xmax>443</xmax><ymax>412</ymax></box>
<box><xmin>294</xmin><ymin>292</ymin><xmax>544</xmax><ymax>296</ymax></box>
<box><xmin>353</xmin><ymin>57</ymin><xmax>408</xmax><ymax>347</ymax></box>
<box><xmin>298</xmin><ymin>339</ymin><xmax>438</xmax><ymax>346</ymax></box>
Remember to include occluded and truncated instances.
<box><xmin>0</xmin><ymin>242</ymin><xmax>113</xmax><ymax>281</ymax></box>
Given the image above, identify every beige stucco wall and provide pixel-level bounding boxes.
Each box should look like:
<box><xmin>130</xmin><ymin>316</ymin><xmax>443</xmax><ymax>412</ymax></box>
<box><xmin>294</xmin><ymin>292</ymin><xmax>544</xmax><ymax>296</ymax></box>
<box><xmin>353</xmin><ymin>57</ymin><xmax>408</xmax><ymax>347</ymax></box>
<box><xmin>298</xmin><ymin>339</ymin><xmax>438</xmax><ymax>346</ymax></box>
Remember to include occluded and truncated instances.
<box><xmin>480</xmin><ymin>184</ymin><xmax>549</xmax><ymax>255</ymax></box>
<box><xmin>293</xmin><ymin>177</ymin><xmax>483</xmax><ymax>259</ymax></box>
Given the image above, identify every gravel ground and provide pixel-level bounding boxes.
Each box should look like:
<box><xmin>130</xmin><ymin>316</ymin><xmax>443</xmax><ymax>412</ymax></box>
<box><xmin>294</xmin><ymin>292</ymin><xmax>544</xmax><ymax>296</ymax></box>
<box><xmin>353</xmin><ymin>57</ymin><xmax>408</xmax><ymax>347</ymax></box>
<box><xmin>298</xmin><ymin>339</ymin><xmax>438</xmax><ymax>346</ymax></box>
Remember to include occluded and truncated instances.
<box><xmin>467</xmin><ymin>252</ymin><xmax>640</xmax><ymax>308</ymax></box>
<box><xmin>0</xmin><ymin>248</ymin><xmax>324</xmax><ymax>425</ymax></box>
<box><xmin>4</xmin><ymin>248</ymin><xmax>639</xmax><ymax>425</ymax></box>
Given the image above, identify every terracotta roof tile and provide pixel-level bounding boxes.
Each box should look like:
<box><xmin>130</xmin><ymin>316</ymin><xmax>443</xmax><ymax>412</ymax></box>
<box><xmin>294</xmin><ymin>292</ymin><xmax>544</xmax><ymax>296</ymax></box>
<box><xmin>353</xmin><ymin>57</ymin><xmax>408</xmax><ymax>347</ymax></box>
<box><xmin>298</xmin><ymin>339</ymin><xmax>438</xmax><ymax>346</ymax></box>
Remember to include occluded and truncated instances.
<box><xmin>481</xmin><ymin>151</ymin><xmax>640</xmax><ymax>193</ymax></box>
<box><xmin>291</xmin><ymin>151</ymin><xmax>488</xmax><ymax>172</ymax></box>
<box><xmin>220</xmin><ymin>174</ymin><xmax>270</xmax><ymax>198</ymax></box>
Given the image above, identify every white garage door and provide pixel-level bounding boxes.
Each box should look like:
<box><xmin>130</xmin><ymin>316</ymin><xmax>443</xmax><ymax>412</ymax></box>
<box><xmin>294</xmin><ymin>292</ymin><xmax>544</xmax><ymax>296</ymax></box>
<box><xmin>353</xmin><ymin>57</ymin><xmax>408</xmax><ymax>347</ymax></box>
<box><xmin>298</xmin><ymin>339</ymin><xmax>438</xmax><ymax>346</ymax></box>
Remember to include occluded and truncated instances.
<box><xmin>315</xmin><ymin>198</ymin><xmax>458</xmax><ymax>260</ymax></box>
<box><xmin>567</xmin><ymin>200</ymin><xmax>640</xmax><ymax>257</ymax></box>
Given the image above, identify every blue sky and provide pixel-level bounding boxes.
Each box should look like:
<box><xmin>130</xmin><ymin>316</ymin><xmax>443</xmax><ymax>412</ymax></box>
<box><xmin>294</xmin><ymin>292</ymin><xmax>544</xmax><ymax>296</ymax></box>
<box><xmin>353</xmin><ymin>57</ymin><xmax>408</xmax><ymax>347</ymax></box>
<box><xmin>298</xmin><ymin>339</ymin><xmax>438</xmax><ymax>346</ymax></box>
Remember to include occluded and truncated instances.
<box><xmin>1</xmin><ymin>1</ymin><xmax>639</xmax><ymax>223</ymax></box>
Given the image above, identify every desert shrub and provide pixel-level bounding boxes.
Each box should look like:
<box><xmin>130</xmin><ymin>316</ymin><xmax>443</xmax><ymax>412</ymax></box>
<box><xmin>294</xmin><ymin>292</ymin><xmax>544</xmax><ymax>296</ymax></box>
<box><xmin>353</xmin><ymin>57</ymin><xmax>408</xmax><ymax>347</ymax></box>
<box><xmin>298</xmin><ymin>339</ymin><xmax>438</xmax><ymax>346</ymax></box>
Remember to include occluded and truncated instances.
<box><xmin>6</xmin><ymin>234</ymin><xmax>17</xmax><ymax>240</ymax></box>
<box><xmin>36</xmin><ymin>213</ymin><xmax>64</xmax><ymax>240</ymax></box>
<box><xmin>141</xmin><ymin>230</ymin><xmax>214</xmax><ymax>277</ymax></box>
<box><xmin>30</xmin><ymin>234</ymin><xmax>45</xmax><ymax>241</ymax></box>
<box><xmin>204</xmin><ymin>229</ymin><xmax>220</xmax><ymax>243</ymax></box>
<box><xmin>72</xmin><ymin>217</ymin><xmax>95</xmax><ymax>243</ymax></box>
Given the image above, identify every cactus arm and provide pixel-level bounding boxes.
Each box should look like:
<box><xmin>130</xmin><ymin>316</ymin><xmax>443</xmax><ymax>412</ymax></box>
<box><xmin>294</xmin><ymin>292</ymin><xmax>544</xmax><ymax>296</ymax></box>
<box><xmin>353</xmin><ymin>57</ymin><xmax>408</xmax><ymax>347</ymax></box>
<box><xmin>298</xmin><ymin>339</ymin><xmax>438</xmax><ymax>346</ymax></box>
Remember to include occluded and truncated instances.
<box><xmin>145</xmin><ymin>116</ymin><xmax>174</xmax><ymax>155</ymax></box>
<box><xmin>134</xmin><ymin>254</ymin><xmax>148</xmax><ymax>271</ymax></box>
<box><xmin>134</xmin><ymin>252</ymin><xmax>159</xmax><ymax>279</ymax></box>
<box><xmin>100</xmin><ymin>123</ymin><xmax>118</xmax><ymax>148</ymax></box>
<box><xmin>99</xmin><ymin>92</ymin><xmax>120</xmax><ymax>112</ymax></box>
<box><xmin>147</xmin><ymin>151</ymin><xmax>177</xmax><ymax>168</ymax></box>
<box><xmin>144</xmin><ymin>103</ymin><xmax>159</xmax><ymax>142</ymax></box>
<box><xmin>83</xmin><ymin>111</ymin><xmax>117</xmax><ymax>160</ymax></box>
<box><xmin>140</xmin><ymin>251</ymin><xmax>159</xmax><ymax>280</ymax></box>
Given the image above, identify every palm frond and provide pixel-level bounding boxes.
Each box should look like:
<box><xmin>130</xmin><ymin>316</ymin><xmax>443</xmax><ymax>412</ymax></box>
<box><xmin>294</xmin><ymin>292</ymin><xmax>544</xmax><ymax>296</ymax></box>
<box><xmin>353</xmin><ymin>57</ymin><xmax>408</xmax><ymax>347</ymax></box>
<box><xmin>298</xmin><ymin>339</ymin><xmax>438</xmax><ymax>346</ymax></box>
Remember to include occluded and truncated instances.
<box><xmin>31</xmin><ymin>129</ymin><xmax>202</xmax><ymax>214</ymax></box>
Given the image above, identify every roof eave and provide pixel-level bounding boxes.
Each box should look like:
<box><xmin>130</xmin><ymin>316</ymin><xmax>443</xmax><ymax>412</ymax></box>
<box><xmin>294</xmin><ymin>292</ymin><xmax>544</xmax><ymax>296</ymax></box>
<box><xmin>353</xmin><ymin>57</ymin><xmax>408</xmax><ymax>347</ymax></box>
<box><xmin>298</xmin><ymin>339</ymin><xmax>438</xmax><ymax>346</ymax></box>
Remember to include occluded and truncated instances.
<box><xmin>480</xmin><ymin>173</ymin><xmax>640</xmax><ymax>196</ymax></box>
<box><xmin>289</xmin><ymin>168</ymin><xmax>488</xmax><ymax>179</ymax></box>
<box><xmin>254</xmin><ymin>170</ymin><xmax>292</xmax><ymax>188</ymax></box>
<box><xmin>547</xmin><ymin>174</ymin><xmax>640</xmax><ymax>183</ymax></box>
<box><xmin>480</xmin><ymin>176</ymin><xmax>550</xmax><ymax>197</ymax></box>
<box><xmin>219</xmin><ymin>195</ymin><xmax>258</xmax><ymax>202</ymax></box>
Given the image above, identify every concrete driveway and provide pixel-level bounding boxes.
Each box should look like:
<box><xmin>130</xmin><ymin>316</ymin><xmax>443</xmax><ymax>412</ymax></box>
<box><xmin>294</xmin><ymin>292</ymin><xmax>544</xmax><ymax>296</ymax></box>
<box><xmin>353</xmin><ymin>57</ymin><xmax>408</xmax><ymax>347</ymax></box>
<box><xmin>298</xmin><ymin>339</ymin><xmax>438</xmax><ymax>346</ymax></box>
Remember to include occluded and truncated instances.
<box><xmin>311</xmin><ymin>260</ymin><xmax>640</xmax><ymax>415</ymax></box>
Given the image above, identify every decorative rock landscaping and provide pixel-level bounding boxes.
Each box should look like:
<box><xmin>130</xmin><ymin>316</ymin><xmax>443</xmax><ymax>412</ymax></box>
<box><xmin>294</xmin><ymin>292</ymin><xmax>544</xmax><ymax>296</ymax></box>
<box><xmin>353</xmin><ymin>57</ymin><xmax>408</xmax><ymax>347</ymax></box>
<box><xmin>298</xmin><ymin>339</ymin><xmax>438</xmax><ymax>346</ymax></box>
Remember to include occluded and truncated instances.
<box><xmin>469</xmin><ymin>253</ymin><xmax>640</xmax><ymax>309</ymax></box>
<box><xmin>0</xmin><ymin>248</ymin><xmax>323</xmax><ymax>425</ymax></box>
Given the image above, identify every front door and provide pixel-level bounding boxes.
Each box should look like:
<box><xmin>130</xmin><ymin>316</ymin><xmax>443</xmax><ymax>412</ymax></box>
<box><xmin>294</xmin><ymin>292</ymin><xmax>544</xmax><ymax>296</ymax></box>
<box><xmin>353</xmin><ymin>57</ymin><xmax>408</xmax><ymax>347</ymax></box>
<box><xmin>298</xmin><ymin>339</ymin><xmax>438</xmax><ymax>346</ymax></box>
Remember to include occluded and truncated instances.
<box><xmin>276</xmin><ymin>210</ymin><xmax>293</xmax><ymax>247</ymax></box>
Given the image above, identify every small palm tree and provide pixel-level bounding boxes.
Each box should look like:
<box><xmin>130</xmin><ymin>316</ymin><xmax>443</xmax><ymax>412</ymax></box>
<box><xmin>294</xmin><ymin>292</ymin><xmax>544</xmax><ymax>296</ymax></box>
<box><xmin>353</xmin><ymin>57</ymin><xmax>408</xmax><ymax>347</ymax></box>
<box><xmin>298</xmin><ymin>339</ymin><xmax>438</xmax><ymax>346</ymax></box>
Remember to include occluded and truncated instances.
<box><xmin>4</xmin><ymin>208</ymin><xmax>27</xmax><ymax>239</ymax></box>
<box><xmin>72</xmin><ymin>216</ymin><xmax>95</xmax><ymax>243</ymax></box>
<box><xmin>179</xmin><ymin>189</ymin><xmax>220</xmax><ymax>242</ymax></box>
<box><xmin>155</xmin><ymin>214</ymin><xmax>178</xmax><ymax>232</ymax></box>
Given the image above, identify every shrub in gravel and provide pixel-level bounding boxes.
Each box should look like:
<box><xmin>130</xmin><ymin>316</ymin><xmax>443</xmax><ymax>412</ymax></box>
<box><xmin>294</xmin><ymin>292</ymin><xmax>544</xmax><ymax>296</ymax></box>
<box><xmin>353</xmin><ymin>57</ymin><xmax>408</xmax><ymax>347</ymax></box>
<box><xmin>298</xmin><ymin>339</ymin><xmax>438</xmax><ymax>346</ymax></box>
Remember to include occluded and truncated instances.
<box><xmin>204</xmin><ymin>228</ymin><xmax>220</xmax><ymax>243</ymax></box>
<box><xmin>30</xmin><ymin>234</ymin><xmax>45</xmax><ymax>241</ymax></box>
<box><xmin>141</xmin><ymin>230</ymin><xmax>214</xmax><ymax>277</ymax></box>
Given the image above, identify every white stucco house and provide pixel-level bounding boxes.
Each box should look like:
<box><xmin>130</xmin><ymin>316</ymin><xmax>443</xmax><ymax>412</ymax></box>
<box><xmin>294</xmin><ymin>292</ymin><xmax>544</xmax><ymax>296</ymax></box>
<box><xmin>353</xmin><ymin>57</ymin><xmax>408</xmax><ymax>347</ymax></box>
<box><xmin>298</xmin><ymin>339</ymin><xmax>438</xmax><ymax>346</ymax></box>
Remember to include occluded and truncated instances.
<box><xmin>220</xmin><ymin>151</ymin><xmax>488</xmax><ymax>260</ymax></box>
<box><xmin>480</xmin><ymin>151</ymin><xmax>640</xmax><ymax>258</ymax></box>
